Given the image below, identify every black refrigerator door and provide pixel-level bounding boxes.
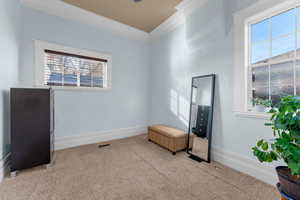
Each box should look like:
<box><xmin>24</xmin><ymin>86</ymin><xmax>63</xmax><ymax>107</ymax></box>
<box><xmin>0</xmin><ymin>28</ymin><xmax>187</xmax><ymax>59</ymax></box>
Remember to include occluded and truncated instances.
<box><xmin>11</xmin><ymin>89</ymin><xmax>51</xmax><ymax>171</ymax></box>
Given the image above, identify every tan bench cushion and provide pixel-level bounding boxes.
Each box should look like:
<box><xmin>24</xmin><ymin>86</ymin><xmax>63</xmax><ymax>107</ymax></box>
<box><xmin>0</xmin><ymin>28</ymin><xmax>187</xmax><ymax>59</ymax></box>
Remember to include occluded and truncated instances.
<box><xmin>148</xmin><ymin>125</ymin><xmax>187</xmax><ymax>138</ymax></box>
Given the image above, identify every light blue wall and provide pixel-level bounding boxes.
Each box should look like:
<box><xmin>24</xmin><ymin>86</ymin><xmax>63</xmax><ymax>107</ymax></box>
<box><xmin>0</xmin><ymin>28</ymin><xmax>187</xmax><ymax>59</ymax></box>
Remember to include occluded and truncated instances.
<box><xmin>0</xmin><ymin>0</ymin><xmax>21</xmax><ymax>160</ymax></box>
<box><xmin>19</xmin><ymin>7</ymin><xmax>150</xmax><ymax>139</ymax></box>
<box><xmin>149</xmin><ymin>0</ymin><xmax>274</xmax><ymax>158</ymax></box>
<box><xmin>1</xmin><ymin>0</ymin><xmax>276</xmax><ymax>162</ymax></box>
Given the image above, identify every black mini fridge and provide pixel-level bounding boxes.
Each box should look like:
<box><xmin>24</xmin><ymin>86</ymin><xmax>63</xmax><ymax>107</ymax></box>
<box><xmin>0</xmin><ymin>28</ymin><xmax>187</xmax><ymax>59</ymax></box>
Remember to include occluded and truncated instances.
<box><xmin>10</xmin><ymin>88</ymin><xmax>54</xmax><ymax>174</ymax></box>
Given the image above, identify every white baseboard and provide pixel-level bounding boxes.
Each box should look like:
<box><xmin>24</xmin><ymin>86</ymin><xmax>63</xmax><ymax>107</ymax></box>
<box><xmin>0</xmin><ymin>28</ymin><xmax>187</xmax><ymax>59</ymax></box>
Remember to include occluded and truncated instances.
<box><xmin>55</xmin><ymin>126</ymin><xmax>147</xmax><ymax>150</ymax></box>
<box><xmin>211</xmin><ymin>147</ymin><xmax>278</xmax><ymax>186</ymax></box>
<box><xmin>0</xmin><ymin>153</ymin><xmax>11</xmax><ymax>183</ymax></box>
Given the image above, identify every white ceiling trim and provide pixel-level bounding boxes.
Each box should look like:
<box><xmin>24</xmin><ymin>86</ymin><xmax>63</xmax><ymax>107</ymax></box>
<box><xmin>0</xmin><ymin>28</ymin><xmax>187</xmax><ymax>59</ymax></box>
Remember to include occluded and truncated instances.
<box><xmin>20</xmin><ymin>0</ymin><xmax>208</xmax><ymax>41</ymax></box>
<box><xmin>150</xmin><ymin>0</ymin><xmax>208</xmax><ymax>39</ymax></box>
<box><xmin>20</xmin><ymin>0</ymin><xmax>150</xmax><ymax>41</ymax></box>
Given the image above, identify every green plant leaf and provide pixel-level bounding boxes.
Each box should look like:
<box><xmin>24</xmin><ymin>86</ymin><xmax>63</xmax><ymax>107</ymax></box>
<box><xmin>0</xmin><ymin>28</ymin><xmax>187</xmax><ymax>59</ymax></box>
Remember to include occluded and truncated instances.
<box><xmin>264</xmin><ymin>123</ymin><xmax>273</xmax><ymax>126</ymax></box>
<box><xmin>270</xmin><ymin>151</ymin><xmax>278</xmax><ymax>160</ymax></box>
<box><xmin>257</xmin><ymin>140</ymin><xmax>264</xmax><ymax>147</ymax></box>
<box><xmin>288</xmin><ymin>161</ymin><xmax>300</xmax><ymax>175</ymax></box>
<box><xmin>262</xmin><ymin>142</ymin><xmax>269</xmax><ymax>151</ymax></box>
<box><xmin>253</xmin><ymin>96</ymin><xmax>300</xmax><ymax>175</ymax></box>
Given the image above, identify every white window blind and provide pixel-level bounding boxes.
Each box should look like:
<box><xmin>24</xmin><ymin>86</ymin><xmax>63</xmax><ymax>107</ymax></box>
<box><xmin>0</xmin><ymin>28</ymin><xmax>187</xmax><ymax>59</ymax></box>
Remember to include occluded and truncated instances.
<box><xmin>44</xmin><ymin>50</ymin><xmax>108</xmax><ymax>88</ymax></box>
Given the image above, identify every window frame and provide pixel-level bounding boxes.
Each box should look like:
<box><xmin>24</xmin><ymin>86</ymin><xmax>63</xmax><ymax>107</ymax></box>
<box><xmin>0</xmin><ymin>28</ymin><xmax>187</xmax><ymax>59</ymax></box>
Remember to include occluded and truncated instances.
<box><xmin>245</xmin><ymin>1</ymin><xmax>300</xmax><ymax>111</ymax></box>
<box><xmin>34</xmin><ymin>40</ymin><xmax>112</xmax><ymax>91</ymax></box>
<box><xmin>232</xmin><ymin>0</ymin><xmax>300</xmax><ymax>119</ymax></box>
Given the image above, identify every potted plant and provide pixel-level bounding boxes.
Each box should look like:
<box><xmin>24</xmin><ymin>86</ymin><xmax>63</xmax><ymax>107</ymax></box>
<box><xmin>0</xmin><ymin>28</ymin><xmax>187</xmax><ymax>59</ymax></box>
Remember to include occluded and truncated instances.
<box><xmin>252</xmin><ymin>96</ymin><xmax>300</xmax><ymax>199</ymax></box>
<box><xmin>252</xmin><ymin>97</ymin><xmax>272</xmax><ymax>112</ymax></box>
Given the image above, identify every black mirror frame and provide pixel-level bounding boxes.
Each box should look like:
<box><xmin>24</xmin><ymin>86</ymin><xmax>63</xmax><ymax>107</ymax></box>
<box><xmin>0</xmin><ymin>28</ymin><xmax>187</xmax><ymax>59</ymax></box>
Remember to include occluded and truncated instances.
<box><xmin>187</xmin><ymin>74</ymin><xmax>216</xmax><ymax>163</ymax></box>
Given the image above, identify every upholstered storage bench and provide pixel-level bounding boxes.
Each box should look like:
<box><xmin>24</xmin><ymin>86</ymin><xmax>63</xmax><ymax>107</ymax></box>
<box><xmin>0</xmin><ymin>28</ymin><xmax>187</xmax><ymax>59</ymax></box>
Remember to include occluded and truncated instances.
<box><xmin>148</xmin><ymin>125</ymin><xmax>192</xmax><ymax>155</ymax></box>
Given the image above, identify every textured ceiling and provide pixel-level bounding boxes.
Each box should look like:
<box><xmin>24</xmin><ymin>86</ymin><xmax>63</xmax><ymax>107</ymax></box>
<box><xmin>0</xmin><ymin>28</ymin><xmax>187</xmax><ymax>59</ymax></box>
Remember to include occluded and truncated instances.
<box><xmin>63</xmin><ymin>0</ymin><xmax>182</xmax><ymax>33</ymax></box>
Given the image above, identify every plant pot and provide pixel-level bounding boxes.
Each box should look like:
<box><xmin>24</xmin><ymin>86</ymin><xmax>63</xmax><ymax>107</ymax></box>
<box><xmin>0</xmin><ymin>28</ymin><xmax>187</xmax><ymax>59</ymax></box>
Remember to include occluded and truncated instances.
<box><xmin>276</xmin><ymin>166</ymin><xmax>300</xmax><ymax>200</ymax></box>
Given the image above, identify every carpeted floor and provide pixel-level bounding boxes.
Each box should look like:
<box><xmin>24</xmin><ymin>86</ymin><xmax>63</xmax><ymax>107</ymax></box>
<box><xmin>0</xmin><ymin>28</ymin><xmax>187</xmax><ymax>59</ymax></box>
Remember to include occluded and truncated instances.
<box><xmin>0</xmin><ymin>134</ymin><xmax>279</xmax><ymax>200</ymax></box>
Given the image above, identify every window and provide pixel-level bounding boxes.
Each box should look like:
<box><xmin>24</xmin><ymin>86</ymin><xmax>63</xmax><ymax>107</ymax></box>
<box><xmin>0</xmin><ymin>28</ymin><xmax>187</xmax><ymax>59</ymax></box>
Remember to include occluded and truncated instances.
<box><xmin>248</xmin><ymin>5</ymin><xmax>300</xmax><ymax>109</ymax></box>
<box><xmin>35</xmin><ymin>41</ymin><xmax>112</xmax><ymax>89</ymax></box>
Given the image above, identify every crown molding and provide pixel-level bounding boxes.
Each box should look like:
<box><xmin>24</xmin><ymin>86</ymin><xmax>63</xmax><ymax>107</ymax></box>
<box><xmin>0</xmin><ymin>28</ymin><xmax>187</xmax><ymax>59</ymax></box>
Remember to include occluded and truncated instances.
<box><xmin>150</xmin><ymin>0</ymin><xmax>208</xmax><ymax>40</ymax></box>
<box><xmin>20</xmin><ymin>0</ymin><xmax>150</xmax><ymax>41</ymax></box>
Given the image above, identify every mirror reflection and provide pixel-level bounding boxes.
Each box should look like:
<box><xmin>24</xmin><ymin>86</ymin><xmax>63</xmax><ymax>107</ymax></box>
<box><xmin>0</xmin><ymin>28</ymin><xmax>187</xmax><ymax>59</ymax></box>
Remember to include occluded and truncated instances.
<box><xmin>187</xmin><ymin>75</ymin><xmax>215</xmax><ymax>163</ymax></box>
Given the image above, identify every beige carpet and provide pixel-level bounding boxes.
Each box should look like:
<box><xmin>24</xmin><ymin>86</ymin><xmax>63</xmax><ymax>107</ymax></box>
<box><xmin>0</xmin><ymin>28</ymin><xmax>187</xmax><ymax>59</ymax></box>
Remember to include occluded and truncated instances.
<box><xmin>0</xmin><ymin>134</ymin><xmax>279</xmax><ymax>200</ymax></box>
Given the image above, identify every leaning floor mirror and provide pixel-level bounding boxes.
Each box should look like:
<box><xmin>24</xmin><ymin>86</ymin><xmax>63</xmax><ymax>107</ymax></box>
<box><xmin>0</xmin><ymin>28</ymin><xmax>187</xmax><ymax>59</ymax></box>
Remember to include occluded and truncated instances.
<box><xmin>187</xmin><ymin>74</ymin><xmax>216</xmax><ymax>163</ymax></box>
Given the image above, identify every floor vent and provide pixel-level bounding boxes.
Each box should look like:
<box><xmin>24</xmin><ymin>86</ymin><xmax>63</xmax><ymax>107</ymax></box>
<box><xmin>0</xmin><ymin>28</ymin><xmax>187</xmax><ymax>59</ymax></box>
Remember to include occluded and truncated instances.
<box><xmin>98</xmin><ymin>144</ymin><xmax>110</xmax><ymax>148</ymax></box>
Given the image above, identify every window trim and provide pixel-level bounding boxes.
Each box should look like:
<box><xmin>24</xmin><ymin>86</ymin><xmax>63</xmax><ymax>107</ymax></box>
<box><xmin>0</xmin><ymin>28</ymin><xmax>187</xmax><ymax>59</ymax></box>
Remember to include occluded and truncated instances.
<box><xmin>34</xmin><ymin>40</ymin><xmax>112</xmax><ymax>91</ymax></box>
<box><xmin>233</xmin><ymin>0</ymin><xmax>299</xmax><ymax>119</ymax></box>
<box><xmin>245</xmin><ymin>1</ymin><xmax>300</xmax><ymax>111</ymax></box>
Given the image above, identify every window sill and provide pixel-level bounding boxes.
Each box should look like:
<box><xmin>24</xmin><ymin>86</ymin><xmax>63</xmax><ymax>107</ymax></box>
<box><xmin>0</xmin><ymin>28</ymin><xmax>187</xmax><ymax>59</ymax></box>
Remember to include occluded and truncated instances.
<box><xmin>35</xmin><ymin>85</ymin><xmax>112</xmax><ymax>92</ymax></box>
<box><xmin>234</xmin><ymin>111</ymin><xmax>271</xmax><ymax>120</ymax></box>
